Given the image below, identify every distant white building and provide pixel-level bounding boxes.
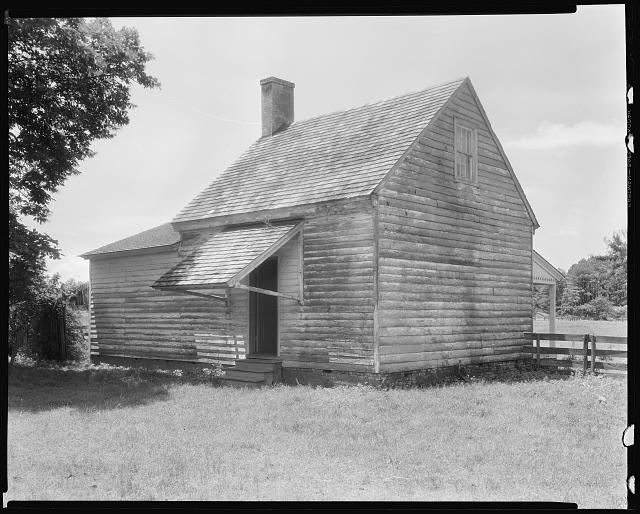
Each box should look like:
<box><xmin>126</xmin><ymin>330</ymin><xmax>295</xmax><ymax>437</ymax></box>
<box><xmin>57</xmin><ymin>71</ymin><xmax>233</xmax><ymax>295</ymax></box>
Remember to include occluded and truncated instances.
<box><xmin>533</xmin><ymin>250</ymin><xmax>565</xmax><ymax>333</ymax></box>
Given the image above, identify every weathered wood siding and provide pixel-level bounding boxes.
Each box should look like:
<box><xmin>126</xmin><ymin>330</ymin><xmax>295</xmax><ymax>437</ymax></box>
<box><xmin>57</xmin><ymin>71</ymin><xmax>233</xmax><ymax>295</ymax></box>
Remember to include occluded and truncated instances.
<box><xmin>270</xmin><ymin>233</ymin><xmax>300</xmax><ymax>358</ymax></box>
<box><xmin>89</xmin><ymin>208</ymin><xmax>375</xmax><ymax>371</ymax></box>
<box><xmin>278</xmin><ymin>202</ymin><xmax>376</xmax><ymax>371</ymax></box>
<box><xmin>376</xmin><ymin>81</ymin><xmax>534</xmax><ymax>372</ymax></box>
<box><xmin>89</xmin><ymin>236</ymin><xmax>249</xmax><ymax>365</ymax></box>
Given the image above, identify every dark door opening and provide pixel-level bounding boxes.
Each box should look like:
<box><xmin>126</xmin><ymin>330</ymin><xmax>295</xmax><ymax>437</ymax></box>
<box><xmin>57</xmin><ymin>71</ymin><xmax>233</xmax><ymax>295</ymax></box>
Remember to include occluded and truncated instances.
<box><xmin>249</xmin><ymin>257</ymin><xmax>278</xmax><ymax>355</ymax></box>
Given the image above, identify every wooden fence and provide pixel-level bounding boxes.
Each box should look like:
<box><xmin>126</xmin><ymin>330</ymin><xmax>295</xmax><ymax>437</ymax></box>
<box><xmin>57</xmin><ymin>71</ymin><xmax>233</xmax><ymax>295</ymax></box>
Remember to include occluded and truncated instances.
<box><xmin>70</xmin><ymin>325</ymin><xmax>90</xmax><ymax>341</ymax></box>
<box><xmin>524</xmin><ymin>332</ymin><xmax>627</xmax><ymax>377</ymax></box>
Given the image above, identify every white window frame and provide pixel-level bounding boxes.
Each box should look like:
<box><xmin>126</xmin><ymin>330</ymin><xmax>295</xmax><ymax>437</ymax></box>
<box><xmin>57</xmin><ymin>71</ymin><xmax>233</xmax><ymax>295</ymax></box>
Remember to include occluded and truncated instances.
<box><xmin>453</xmin><ymin>118</ymin><xmax>478</xmax><ymax>184</ymax></box>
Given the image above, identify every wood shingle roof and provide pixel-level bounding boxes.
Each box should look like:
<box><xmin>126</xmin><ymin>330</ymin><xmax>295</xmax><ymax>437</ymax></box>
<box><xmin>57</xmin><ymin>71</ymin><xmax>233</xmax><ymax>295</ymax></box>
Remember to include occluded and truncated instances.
<box><xmin>153</xmin><ymin>222</ymin><xmax>300</xmax><ymax>288</ymax></box>
<box><xmin>173</xmin><ymin>78</ymin><xmax>466</xmax><ymax>223</ymax></box>
<box><xmin>81</xmin><ymin>223</ymin><xmax>180</xmax><ymax>258</ymax></box>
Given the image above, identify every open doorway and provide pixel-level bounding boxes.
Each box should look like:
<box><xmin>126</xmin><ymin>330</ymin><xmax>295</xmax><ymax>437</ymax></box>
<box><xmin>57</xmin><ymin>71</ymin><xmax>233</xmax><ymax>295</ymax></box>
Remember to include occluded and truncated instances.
<box><xmin>249</xmin><ymin>257</ymin><xmax>278</xmax><ymax>355</ymax></box>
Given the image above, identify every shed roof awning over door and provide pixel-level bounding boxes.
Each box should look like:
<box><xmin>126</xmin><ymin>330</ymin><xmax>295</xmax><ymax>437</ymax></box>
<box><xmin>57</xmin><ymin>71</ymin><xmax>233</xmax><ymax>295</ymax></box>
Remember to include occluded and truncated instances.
<box><xmin>152</xmin><ymin>222</ymin><xmax>301</xmax><ymax>291</ymax></box>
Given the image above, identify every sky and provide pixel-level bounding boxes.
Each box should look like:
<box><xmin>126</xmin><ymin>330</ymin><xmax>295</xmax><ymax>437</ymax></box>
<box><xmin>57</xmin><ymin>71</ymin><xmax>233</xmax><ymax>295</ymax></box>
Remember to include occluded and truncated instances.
<box><xmin>34</xmin><ymin>7</ymin><xmax>627</xmax><ymax>280</ymax></box>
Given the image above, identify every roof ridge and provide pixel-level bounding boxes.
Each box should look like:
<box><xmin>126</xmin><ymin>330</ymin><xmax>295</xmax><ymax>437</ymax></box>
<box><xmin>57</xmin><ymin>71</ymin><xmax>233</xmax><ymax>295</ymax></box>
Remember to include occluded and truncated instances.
<box><xmin>285</xmin><ymin>76</ymin><xmax>467</xmax><ymax>129</ymax></box>
<box><xmin>173</xmin><ymin>76</ymin><xmax>470</xmax><ymax>223</ymax></box>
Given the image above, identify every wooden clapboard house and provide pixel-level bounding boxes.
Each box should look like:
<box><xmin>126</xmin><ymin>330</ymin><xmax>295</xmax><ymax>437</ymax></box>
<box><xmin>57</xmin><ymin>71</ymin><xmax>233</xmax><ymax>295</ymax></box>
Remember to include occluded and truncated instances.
<box><xmin>82</xmin><ymin>76</ymin><xmax>539</xmax><ymax>385</ymax></box>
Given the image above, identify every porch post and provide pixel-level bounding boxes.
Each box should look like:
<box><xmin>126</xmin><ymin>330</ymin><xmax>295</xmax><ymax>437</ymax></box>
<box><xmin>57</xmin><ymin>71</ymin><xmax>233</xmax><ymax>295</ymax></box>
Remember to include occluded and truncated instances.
<box><xmin>548</xmin><ymin>282</ymin><xmax>557</xmax><ymax>333</ymax></box>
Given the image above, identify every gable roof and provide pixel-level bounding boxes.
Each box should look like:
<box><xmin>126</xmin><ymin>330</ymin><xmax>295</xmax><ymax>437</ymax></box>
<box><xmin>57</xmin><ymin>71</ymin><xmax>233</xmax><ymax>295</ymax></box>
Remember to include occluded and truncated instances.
<box><xmin>533</xmin><ymin>250</ymin><xmax>565</xmax><ymax>283</ymax></box>
<box><xmin>84</xmin><ymin>76</ymin><xmax>539</xmax><ymax>258</ymax></box>
<box><xmin>81</xmin><ymin>223</ymin><xmax>180</xmax><ymax>258</ymax></box>
<box><xmin>173</xmin><ymin>78</ymin><xmax>467</xmax><ymax>223</ymax></box>
<box><xmin>463</xmin><ymin>80</ymin><xmax>539</xmax><ymax>230</ymax></box>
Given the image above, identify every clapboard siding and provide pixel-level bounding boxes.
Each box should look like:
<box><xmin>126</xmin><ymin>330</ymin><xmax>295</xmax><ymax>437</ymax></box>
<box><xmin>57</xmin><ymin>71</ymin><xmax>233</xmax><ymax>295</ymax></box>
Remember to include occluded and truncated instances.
<box><xmin>90</xmin><ymin>245</ymin><xmax>249</xmax><ymax>366</ymax></box>
<box><xmin>376</xmin><ymin>81</ymin><xmax>533</xmax><ymax>372</ymax></box>
<box><xmin>271</xmin><ymin>232</ymin><xmax>300</xmax><ymax>358</ymax></box>
<box><xmin>90</xmin><ymin>205</ymin><xmax>374</xmax><ymax>370</ymax></box>
<box><xmin>279</xmin><ymin>205</ymin><xmax>376</xmax><ymax>370</ymax></box>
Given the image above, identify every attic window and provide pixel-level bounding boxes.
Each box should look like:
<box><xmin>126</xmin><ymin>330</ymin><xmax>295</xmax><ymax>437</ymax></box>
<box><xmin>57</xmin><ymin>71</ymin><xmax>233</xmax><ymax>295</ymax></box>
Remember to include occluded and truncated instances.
<box><xmin>454</xmin><ymin>119</ymin><xmax>477</xmax><ymax>183</ymax></box>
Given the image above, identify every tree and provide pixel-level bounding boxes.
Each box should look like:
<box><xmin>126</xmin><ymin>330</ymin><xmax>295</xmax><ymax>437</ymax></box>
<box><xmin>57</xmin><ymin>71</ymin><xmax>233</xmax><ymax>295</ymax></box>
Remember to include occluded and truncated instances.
<box><xmin>8</xmin><ymin>18</ymin><xmax>159</xmax><ymax>223</ymax></box>
<box><xmin>555</xmin><ymin>271</ymin><xmax>567</xmax><ymax>310</ymax></box>
<box><xmin>533</xmin><ymin>285</ymin><xmax>550</xmax><ymax>314</ymax></box>
<box><xmin>559</xmin><ymin>280</ymin><xmax>581</xmax><ymax>316</ymax></box>
<box><xmin>567</xmin><ymin>256</ymin><xmax>609</xmax><ymax>304</ymax></box>
<box><xmin>604</xmin><ymin>230</ymin><xmax>627</xmax><ymax>306</ymax></box>
<box><xmin>8</xmin><ymin>17</ymin><xmax>159</xmax><ymax>357</ymax></box>
<box><xmin>557</xmin><ymin>230</ymin><xmax>627</xmax><ymax>319</ymax></box>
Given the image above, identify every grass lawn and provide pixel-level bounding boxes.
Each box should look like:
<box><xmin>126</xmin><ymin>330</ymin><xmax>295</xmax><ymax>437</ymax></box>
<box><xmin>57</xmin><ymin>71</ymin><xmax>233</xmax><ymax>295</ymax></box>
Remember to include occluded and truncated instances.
<box><xmin>6</xmin><ymin>360</ymin><xmax>627</xmax><ymax>506</ymax></box>
<box><xmin>533</xmin><ymin>319</ymin><xmax>627</xmax><ymax>337</ymax></box>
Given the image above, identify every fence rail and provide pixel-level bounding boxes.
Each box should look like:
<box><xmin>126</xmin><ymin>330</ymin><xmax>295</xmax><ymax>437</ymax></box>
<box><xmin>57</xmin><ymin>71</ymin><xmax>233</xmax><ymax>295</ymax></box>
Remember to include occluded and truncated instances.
<box><xmin>524</xmin><ymin>332</ymin><xmax>627</xmax><ymax>376</ymax></box>
<box><xmin>534</xmin><ymin>314</ymin><xmax>627</xmax><ymax>322</ymax></box>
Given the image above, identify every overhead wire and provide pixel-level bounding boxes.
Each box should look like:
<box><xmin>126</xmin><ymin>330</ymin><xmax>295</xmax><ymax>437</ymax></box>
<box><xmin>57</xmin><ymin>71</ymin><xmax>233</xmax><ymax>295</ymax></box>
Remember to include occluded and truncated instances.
<box><xmin>163</xmin><ymin>93</ymin><xmax>260</xmax><ymax>125</ymax></box>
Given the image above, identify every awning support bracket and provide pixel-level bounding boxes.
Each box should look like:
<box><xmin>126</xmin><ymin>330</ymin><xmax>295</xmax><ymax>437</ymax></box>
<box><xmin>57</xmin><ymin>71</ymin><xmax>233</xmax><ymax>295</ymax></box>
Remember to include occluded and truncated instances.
<box><xmin>152</xmin><ymin>286</ymin><xmax>229</xmax><ymax>305</ymax></box>
<box><xmin>229</xmin><ymin>281</ymin><xmax>303</xmax><ymax>305</ymax></box>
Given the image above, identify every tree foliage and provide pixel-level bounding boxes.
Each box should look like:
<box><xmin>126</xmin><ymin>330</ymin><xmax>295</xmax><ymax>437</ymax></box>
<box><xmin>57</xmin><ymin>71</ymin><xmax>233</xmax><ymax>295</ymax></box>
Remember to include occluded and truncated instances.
<box><xmin>8</xmin><ymin>17</ymin><xmax>159</xmax><ymax>358</ymax></box>
<box><xmin>8</xmin><ymin>17</ymin><xmax>159</xmax><ymax>223</ymax></box>
<box><xmin>604</xmin><ymin>230</ymin><xmax>627</xmax><ymax>305</ymax></box>
<box><xmin>556</xmin><ymin>230</ymin><xmax>627</xmax><ymax>319</ymax></box>
<box><xmin>569</xmin><ymin>255</ymin><xmax>610</xmax><ymax>304</ymax></box>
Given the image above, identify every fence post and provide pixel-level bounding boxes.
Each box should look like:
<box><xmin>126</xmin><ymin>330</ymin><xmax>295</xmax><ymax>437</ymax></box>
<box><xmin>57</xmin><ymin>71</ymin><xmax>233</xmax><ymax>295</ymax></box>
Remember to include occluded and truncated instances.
<box><xmin>583</xmin><ymin>334</ymin><xmax>589</xmax><ymax>374</ymax></box>
<box><xmin>535</xmin><ymin>334</ymin><xmax>540</xmax><ymax>369</ymax></box>
<box><xmin>591</xmin><ymin>334</ymin><xmax>596</xmax><ymax>373</ymax></box>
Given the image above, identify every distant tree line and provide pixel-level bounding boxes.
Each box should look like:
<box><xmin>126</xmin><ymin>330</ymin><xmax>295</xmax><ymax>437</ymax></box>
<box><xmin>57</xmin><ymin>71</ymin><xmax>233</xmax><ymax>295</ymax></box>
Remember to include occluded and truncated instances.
<box><xmin>534</xmin><ymin>230</ymin><xmax>627</xmax><ymax>320</ymax></box>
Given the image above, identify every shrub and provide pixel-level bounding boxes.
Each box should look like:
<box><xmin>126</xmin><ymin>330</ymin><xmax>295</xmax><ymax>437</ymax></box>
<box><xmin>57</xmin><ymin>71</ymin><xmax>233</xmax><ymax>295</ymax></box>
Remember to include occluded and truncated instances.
<box><xmin>9</xmin><ymin>274</ymin><xmax>87</xmax><ymax>362</ymax></box>
<box><xmin>575</xmin><ymin>297</ymin><xmax>614</xmax><ymax>320</ymax></box>
<box><xmin>610</xmin><ymin>304</ymin><xmax>627</xmax><ymax>320</ymax></box>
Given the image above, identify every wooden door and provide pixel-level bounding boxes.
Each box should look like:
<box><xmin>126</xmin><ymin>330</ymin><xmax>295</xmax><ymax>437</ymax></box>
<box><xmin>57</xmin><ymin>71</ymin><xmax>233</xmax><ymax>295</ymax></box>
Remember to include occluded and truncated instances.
<box><xmin>249</xmin><ymin>258</ymin><xmax>278</xmax><ymax>355</ymax></box>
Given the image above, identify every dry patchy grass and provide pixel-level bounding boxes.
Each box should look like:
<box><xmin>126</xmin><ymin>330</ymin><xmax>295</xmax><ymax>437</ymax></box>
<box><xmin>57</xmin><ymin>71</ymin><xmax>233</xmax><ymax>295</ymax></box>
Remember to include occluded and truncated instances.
<box><xmin>6</xmin><ymin>360</ymin><xmax>627</xmax><ymax>506</ymax></box>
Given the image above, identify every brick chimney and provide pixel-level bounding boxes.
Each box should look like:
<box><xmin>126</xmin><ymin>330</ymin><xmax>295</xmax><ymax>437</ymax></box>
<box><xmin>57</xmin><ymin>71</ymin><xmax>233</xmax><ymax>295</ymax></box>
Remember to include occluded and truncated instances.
<box><xmin>260</xmin><ymin>77</ymin><xmax>295</xmax><ymax>137</ymax></box>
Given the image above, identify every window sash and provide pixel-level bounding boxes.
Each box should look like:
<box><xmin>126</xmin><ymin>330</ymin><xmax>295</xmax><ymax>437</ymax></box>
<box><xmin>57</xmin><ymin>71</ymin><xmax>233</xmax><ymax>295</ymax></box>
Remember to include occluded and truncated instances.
<box><xmin>456</xmin><ymin>153</ymin><xmax>473</xmax><ymax>180</ymax></box>
<box><xmin>456</xmin><ymin>125</ymin><xmax>472</xmax><ymax>154</ymax></box>
<box><xmin>454</xmin><ymin>123</ymin><xmax>476</xmax><ymax>181</ymax></box>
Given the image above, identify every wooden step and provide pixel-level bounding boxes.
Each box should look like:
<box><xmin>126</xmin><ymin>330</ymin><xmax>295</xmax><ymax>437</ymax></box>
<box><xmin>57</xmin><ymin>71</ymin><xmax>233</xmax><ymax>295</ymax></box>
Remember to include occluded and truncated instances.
<box><xmin>221</xmin><ymin>377</ymin><xmax>264</xmax><ymax>389</ymax></box>
<box><xmin>234</xmin><ymin>360</ymin><xmax>279</xmax><ymax>373</ymax></box>
<box><xmin>221</xmin><ymin>354</ymin><xmax>283</xmax><ymax>387</ymax></box>
<box><xmin>243</xmin><ymin>355</ymin><xmax>282</xmax><ymax>364</ymax></box>
<box><xmin>225</xmin><ymin>369</ymin><xmax>274</xmax><ymax>384</ymax></box>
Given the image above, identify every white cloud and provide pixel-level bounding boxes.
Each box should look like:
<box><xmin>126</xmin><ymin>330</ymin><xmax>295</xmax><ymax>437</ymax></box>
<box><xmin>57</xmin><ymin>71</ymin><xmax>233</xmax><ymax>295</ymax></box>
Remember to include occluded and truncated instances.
<box><xmin>506</xmin><ymin>121</ymin><xmax>624</xmax><ymax>150</ymax></box>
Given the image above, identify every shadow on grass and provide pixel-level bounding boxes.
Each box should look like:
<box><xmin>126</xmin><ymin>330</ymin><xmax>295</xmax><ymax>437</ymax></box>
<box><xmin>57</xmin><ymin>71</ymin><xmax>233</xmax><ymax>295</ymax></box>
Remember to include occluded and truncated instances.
<box><xmin>457</xmin><ymin>362</ymin><xmax>576</xmax><ymax>385</ymax></box>
<box><xmin>8</xmin><ymin>361</ymin><xmax>225</xmax><ymax>413</ymax></box>
<box><xmin>398</xmin><ymin>361</ymin><xmax>577</xmax><ymax>390</ymax></box>
<box><xmin>8</xmin><ymin>358</ymin><xmax>584</xmax><ymax>414</ymax></box>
